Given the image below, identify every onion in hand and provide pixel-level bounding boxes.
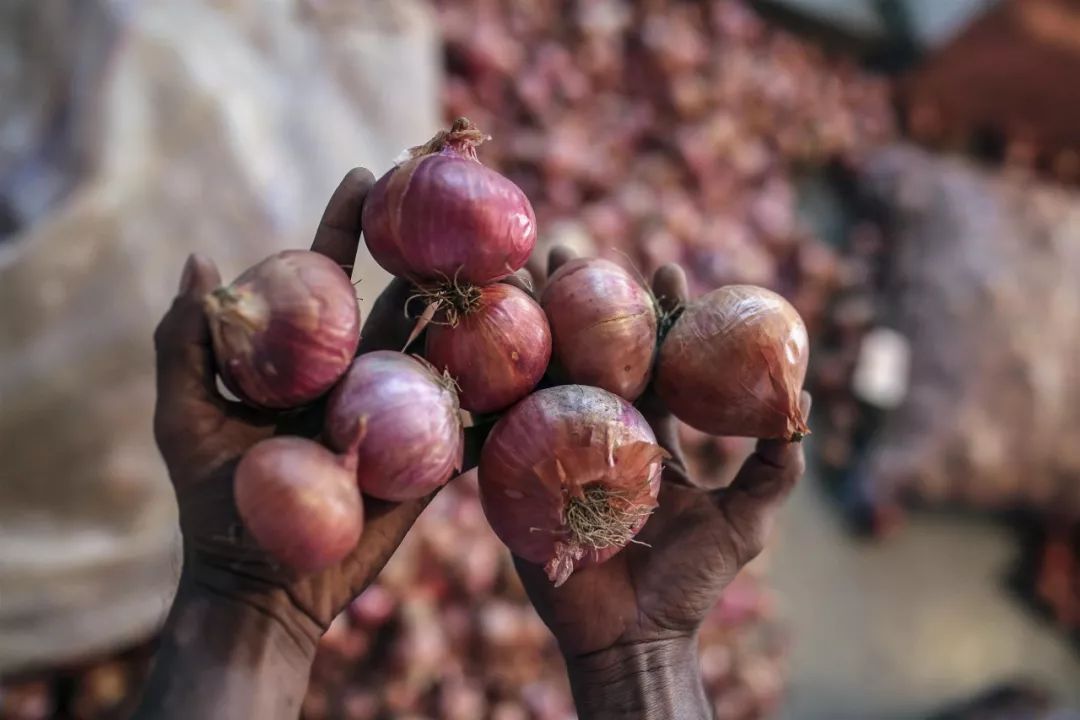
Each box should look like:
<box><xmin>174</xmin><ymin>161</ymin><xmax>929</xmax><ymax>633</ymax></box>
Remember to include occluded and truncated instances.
<box><xmin>235</xmin><ymin>436</ymin><xmax>363</xmax><ymax>574</ymax></box>
<box><xmin>656</xmin><ymin>285</ymin><xmax>809</xmax><ymax>440</ymax></box>
<box><xmin>425</xmin><ymin>284</ymin><xmax>551</xmax><ymax>414</ymax></box>
<box><xmin>325</xmin><ymin>351</ymin><xmax>464</xmax><ymax>501</ymax></box>
<box><xmin>541</xmin><ymin>257</ymin><xmax>658</xmax><ymax>401</ymax></box>
<box><xmin>362</xmin><ymin>118</ymin><xmax>536</xmax><ymax>285</ymax></box>
<box><xmin>478</xmin><ymin>385</ymin><xmax>666</xmax><ymax>586</ymax></box>
<box><xmin>205</xmin><ymin>250</ymin><xmax>360</xmax><ymax>409</ymax></box>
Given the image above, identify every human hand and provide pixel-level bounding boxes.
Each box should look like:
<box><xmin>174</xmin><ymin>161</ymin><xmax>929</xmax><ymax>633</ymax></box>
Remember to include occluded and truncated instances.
<box><xmin>513</xmin><ymin>247</ymin><xmax>810</xmax><ymax>718</ymax></box>
<box><xmin>152</xmin><ymin>168</ymin><xmax>437</xmax><ymax>647</ymax></box>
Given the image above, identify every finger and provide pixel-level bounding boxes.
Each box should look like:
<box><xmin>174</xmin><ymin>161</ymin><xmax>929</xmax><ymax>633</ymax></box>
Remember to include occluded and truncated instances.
<box><xmin>460</xmin><ymin>419</ymin><xmax>497</xmax><ymax>472</ymax></box>
<box><xmin>357</xmin><ymin>277</ymin><xmax>422</xmax><ymax>354</ymax></box>
<box><xmin>310</xmin><ymin>167</ymin><xmax>376</xmax><ymax>275</ymax></box>
<box><xmin>341</xmin><ymin>489</ymin><xmax>441</xmax><ymax>601</ymax></box>
<box><xmin>714</xmin><ymin>392</ymin><xmax>812</xmax><ymax>563</ymax></box>
<box><xmin>547</xmin><ymin>245</ymin><xmax>578</xmax><ymax>278</ymax></box>
<box><xmin>502</xmin><ymin>269</ymin><xmax>535</xmax><ymax>297</ymax></box>
<box><xmin>651</xmin><ymin>263</ymin><xmax>689</xmax><ymax>315</ymax></box>
<box><xmin>524</xmin><ymin>251</ymin><xmax>546</xmax><ymax>289</ymax></box>
<box><xmin>154</xmin><ymin>254</ymin><xmax>225</xmax><ymax>423</ymax></box>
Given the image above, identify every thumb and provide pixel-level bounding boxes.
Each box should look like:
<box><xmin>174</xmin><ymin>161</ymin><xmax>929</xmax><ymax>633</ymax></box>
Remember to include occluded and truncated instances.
<box><xmin>714</xmin><ymin>392</ymin><xmax>811</xmax><ymax>564</ymax></box>
<box><xmin>154</xmin><ymin>253</ymin><xmax>224</xmax><ymax>430</ymax></box>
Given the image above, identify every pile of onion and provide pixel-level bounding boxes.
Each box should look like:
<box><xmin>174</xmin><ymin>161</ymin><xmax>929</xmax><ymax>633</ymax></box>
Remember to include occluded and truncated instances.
<box><xmin>425</xmin><ymin>283</ymin><xmax>551</xmax><ymax>414</ymax></box>
<box><xmin>540</xmin><ymin>257</ymin><xmax>658</xmax><ymax>401</ymax></box>
<box><xmin>656</xmin><ymin>285</ymin><xmax>809</xmax><ymax>441</ymax></box>
<box><xmin>362</xmin><ymin>118</ymin><xmax>536</xmax><ymax>286</ymax></box>
<box><xmin>235</xmin><ymin>436</ymin><xmax>363</xmax><ymax>573</ymax></box>
<box><xmin>478</xmin><ymin>385</ymin><xmax>667</xmax><ymax>586</ymax></box>
<box><xmin>205</xmin><ymin>249</ymin><xmax>360</xmax><ymax>409</ymax></box>
<box><xmin>325</xmin><ymin>351</ymin><xmax>464</xmax><ymax>501</ymax></box>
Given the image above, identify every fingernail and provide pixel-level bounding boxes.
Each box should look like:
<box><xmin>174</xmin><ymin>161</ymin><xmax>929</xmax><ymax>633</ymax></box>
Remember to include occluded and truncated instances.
<box><xmin>179</xmin><ymin>254</ymin><xmax>198</xmax><ymax>294</ymax></box>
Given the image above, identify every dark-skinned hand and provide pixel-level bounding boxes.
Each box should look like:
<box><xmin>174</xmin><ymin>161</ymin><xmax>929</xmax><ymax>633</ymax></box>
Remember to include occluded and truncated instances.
<box><xmin>153</xmin><ymin>168</ymin><xmax>445</xmax><ymax>644</ymax></box>
<box><xmin>513</xmin><ymin>248</ymin><xmax>810</xmax><ymax>702</ymax></box>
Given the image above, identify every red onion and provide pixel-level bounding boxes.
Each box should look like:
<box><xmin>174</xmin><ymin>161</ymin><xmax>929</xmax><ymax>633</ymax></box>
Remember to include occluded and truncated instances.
<box><xmin>478</xmin><ymin>385</ymin><xmax>666</xmax><ymax>586</ymax></box>
<box><xmin>325</xmin><ymin>351</ymin><xmax>464</xmax><ymax>501</ymax></box>
<box><xmin>657</xmin><ymin>285</ymin><xmax>809</xmax><ymax>440</ymax></box>
<box><xmin>362</xmin><ymin>118</ymin><xmax>536</xmax><ymax>285</ymax></box>
<box><xmin>424</xmin><ymin>284</ymin><xmax>551</xmax><ymax>414</ymax></box>
<box><xmin>235</xmin><ymin>436</ymin><xmax>363</xmax><ymax>573</ymax></box>
<box><xmin>204</xmin><ymin>250</ymin><xmax>360</xmax><ymax>409</ymax></box>
<box><xmin>540</xmin><ymin>257</ymin><xmax>658</xmax><ymax>400</ymax></box>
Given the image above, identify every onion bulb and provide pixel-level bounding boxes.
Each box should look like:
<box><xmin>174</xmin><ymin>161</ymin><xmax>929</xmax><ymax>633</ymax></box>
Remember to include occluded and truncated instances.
<box><xmin>205</xmin><ymin>250</ymin><xmax>360</xmax><ymax>409</ymax></box>
<box><xmin>325</xmin><ymin>351</ymin><xmax>464</xmax><ymax>501</ymax></box>
<box><xmin>540</xmin><ymin>257</ymin><xmax>658</xmax><ymax>401</ymax></box>
<box><xmin>656</xmin><ymin>285</ymin><xmax>809</xmax><ymax>440</ymax></box>
<box><xmin>235</xmin><ymin>436</ymin><xmax>363</xmax><ymax>574</ymax></box>
<box><xmin>425</xmin><ymin>284</ymin><xmax>551</xmax><ymax>414</ymax></box>
<box><xmin>362</xmin><ymin>118</ymin><xmax>536</xmax><ymax>285</ymax></box>
<box><xmin>478</xmin><ymin>385</ymin><xmax>667</xmax><ymax>586</ymax></box>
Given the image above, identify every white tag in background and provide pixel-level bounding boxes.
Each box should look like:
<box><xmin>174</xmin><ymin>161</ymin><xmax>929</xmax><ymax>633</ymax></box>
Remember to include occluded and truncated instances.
<box><xmin>852</xmin><ymin>327</ymin><xmax>911</xmax><ymax>410</ymax></box>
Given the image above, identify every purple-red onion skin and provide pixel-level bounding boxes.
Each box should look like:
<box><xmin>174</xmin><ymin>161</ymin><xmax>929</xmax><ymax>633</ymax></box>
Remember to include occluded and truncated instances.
<box><xmin>656</xmin><ymin>285</ymin><xmax>809</xmax><ymax>440</ymax></box>
<box><xmin>362</xmin><ymin>147</ymin><xmax>536</xmax><ymax>285</ymax></box>
<box><xmin>425</xmin><ymin>284</ymin><xmax>552</xmax><ymax>414</ymax></box>
<box><xmin>205</xmin><ymin>250</ymin><xmax>360</xmax><ymax>409</ymax></box>
<box><xmin>478</xmin><ymin>385</ymin><xmax>665</xmax><ymax>585</ymax></box>
<box><xmin>235</xmin><ymin>436</ymin><xmax>363</xmax><ymax>574</ymax></box>
<box><xmin>541</xmin><ymin>258</ymin><xmax>658</xmax><ymax>401</ymax></box>
<box><xmin>325</xmin><ymin>351</ymin><xmax>464</xmax><ymax>501</ymax></box>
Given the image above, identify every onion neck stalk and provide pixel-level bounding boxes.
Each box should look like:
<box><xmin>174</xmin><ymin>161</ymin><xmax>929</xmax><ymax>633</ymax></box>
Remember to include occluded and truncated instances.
<box><xmin>407</xmin><ymin>116</ymin><xmax>490</xmax><ymax>162</ymax></box>
<box><xmin>204</xmin><ymin>287</ymin><xmax>272</xmax><ymax>373</ymax></box>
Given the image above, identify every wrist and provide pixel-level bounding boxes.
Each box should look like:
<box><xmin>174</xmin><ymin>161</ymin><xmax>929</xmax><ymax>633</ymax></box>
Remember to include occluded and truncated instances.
<box><xmin>134</xmin><ymin>572</ymin><xmax>319</xmax><ymax>720</ymax></box>
<box><xmin>182</xmin><ymin>555</ymin><xmax>324</xmax><ymax>653</ymax></box>
<box><xmin>565</xmin><ymin>635</ymin><xmax>711</xmax><ymax>720</ymax></box>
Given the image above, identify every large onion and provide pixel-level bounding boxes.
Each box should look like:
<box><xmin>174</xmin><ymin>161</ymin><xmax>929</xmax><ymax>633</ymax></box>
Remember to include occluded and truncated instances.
<box><xmin>325</xmin><ymin>351</ymin><xmax>464</xmax><ymax>501</ymax></box>
<box><xmin>205</xmin><ymin>250</ymin><xmax>360</xmax><ymax>409</ymax></box>
<box><xmin>541</xmin><ymin>257</ymin><xmax>658</xmax><ymax>401</ymax></box>
<box><xmin>656</xmin><ymin>285</ymin><xmax>809</xmax><ymax>440</ymax></box>
<box><xmin>362</xmin><ymin>118</ymin><xmax>536</xmax><ymax>285</ymax></box>
<box><xmin>478</xmin><ymin>385</ymin><xmax>666</xmax><ymax>586</ymax></box>
<box><xmin>235</xmin><ymin>436</ymin><xmax>363</xmax><ymax>574</ymax></box>
<box><xmin>424</xmin><ymin>284</ymin><xmax>551</xmax><ymax>414</ymax></box>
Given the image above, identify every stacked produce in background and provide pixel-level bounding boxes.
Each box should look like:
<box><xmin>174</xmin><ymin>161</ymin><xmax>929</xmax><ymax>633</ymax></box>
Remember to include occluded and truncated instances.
<box><xmin>435</xmin><ymin>0</ymin><xmax>894</xmax><ymax>478</ymax></box>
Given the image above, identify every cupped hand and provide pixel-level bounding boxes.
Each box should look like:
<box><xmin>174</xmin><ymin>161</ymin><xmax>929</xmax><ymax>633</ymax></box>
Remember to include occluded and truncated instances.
<box><xmin>514</xmin><ymin>247</ymin><xmax>811</xmax><ymax>660</ymax></box>
<box><xmin>153</xmin><ymin>168</ymin><xmax>436</xmax><ymax>644</ymax></box>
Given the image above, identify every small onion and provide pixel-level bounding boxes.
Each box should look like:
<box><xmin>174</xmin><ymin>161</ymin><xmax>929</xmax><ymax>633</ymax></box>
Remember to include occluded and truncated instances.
<box><xmin>325</xmin><ymin>351</ymin><xmax>464</xmax><ymax>501</ymax></box>
<box><xmin>656</xmin><ymin>285</ymin><xmax>809</xmax><ymax>440</ymax></box>
<box><xmin>478</xmin><ymin>385</ymin><xmax>666</xmax><ymax>586</ymax></box>
<box><xmin>205</xmin><ymin>250</ymin><xmax>360</xmax><ymax>409</ymax></box>
<box><xmin>425</xmin><ymin>284</ymin><xmax>552</xmax><ymax>414</ymax></box>
<box><xmin>540</xmin><ymin>257</ymin><xmax>658</xmax><ymax>400</ymax></box>
<box><xmin>362</xmin><ymin>118</ymin><xmax>536</xmax><ymax>285</ymax></box>
<box><xmin>235</xmin><ymin>436</ymin><xmax>363</xmax><ymax>574</ymax></box>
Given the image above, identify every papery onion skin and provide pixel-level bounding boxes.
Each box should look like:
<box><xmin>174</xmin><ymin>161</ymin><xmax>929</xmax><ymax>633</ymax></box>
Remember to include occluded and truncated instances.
<box><xmin>325</xmin><ymin>351</ymin><xmax>464</xmax><ymax>501</ymax></box>
<box><xmin>235</xmin><ymin>436</ymin><xmax>363</xmax><ymax>574</ymax></box>
<box><xmin>478</xmin><ymin>385</ymin><xmax>666</xmax><ymax>586</ymax></box>
<box><xmin>541</xmin><ymin>257</ymin><xmax>658</xmax><ymax>401</ymax></box>
<box><xmin>362</xmin><ymin>119</ymin><xmax>536</xmax><ymax>285</ymax></box>
<box><xmin>425</xmin><ymin>284</ymin><xmax>552</xmax><ymax>414</ymax></box>
<box><xmin>656</xmin><ymin>285</ymin><xmax>809</xmax><ymax>440</ymax></box>
<box><xmin>205</xmin><ymin>249</ymin><xmax>360</xmax><ymax>409</ymax></box>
